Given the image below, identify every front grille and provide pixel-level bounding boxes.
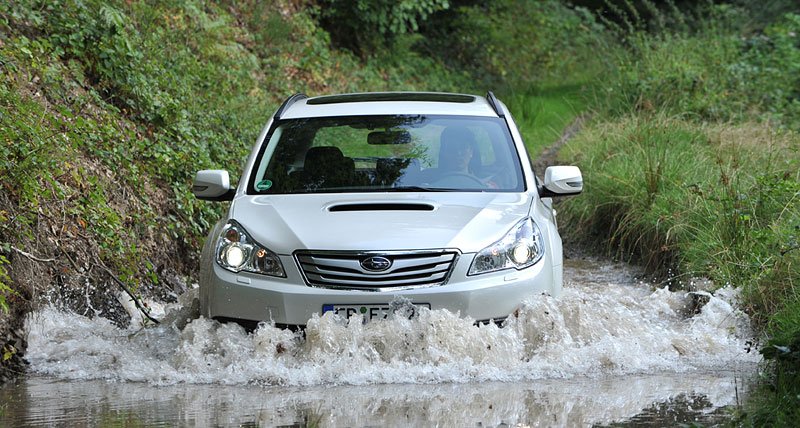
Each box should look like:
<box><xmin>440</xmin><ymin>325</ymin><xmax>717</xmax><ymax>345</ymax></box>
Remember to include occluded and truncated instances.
<box><xmin>294</xmin><ymin>250</ymin><xmax>458</xmax><ymax>291</ymax></box>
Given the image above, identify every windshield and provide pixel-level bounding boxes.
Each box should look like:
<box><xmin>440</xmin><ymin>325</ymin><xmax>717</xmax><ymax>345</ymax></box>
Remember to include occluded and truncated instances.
<box><xmin>248</xmin><ymin>115</ymin><xmax>525</xmax><ymax>194</ymax></box>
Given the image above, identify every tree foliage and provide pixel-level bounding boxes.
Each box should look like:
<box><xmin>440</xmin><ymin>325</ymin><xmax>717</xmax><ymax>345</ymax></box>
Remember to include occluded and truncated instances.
<box><xmin>317</xmin><ymin>0</ymin><xmax>450</xmax><ymax>55</ymax></box>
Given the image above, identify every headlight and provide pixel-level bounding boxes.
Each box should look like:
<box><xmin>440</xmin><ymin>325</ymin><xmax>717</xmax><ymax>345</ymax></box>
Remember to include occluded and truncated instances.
<box><xmin>468</xmin><ymin>218</ymin><xmax>544</xmax><ymax>275</ymax></box>
<box><xmin>215</xmin><ymin>220</ymin><xmax>286</xmax><ymax>277</ymax></box>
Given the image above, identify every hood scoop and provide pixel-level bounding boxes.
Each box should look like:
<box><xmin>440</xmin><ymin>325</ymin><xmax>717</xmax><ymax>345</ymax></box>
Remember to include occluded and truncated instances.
<box><xmin>328</xmin><ymin>203</ymin><xmax>435</xmax><ymax>212</ymax></box>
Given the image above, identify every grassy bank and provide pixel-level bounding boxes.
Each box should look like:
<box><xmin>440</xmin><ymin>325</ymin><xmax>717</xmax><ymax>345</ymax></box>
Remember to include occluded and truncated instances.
<box><xmin>505</xmin><ymin>82</ymin><xmax>590</xmax><ymax>158</ymax></box>
<box><xmin>560</xmin><ymin>110</ymin><xmax>800</xmax><ymax>428</ymax></box>
<box><xmin>554</xmin><ymin>4</ymin><xmax>800</xmax><ymax>424</ymax></box>
<box><xmin>561</xmin><ymin>117</ymin><xmax>799</xmax><ymax>290</ymax></box>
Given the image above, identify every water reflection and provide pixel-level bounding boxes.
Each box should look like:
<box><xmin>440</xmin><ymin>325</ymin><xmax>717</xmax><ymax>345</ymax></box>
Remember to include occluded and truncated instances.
<box><xmin>2</xmin><ymin>371</ymin><xmax>753</xmax><ymax>427</ymax></box>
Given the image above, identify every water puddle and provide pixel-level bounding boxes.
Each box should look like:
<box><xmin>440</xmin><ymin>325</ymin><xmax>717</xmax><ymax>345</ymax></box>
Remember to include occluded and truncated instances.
<box><xmin>2</xmin><ymin>258</ymin><xmax>760</xmax><ymax>426</ymax></box>
<box><xmin>2</xmin><ymin>373</ymin><xmax>753</xmax><ymax>427</ymax></box>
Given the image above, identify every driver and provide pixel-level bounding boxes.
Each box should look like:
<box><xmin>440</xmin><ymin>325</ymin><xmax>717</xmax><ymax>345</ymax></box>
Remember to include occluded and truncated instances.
<box><xmin>439</xmin><ymin>127</ymin><xmax>479</xmax><ymax>174</ymax></box>
<box><xmin>438</xmin><ymin>127</ymin><xmax>498</xmax><ymax>188</ymax></box>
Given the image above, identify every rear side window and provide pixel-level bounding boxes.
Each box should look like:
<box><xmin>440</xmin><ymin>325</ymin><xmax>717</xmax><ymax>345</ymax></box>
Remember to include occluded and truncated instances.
<box><xmin>248</xmin><ymin>115</ymin><xmax>525</xmax><ymax>194</ymax></box>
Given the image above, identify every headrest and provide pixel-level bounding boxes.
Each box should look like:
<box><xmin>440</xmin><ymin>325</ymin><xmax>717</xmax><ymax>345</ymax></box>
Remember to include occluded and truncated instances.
<box><xmin>304</xmin><ymin>146</ymin><xmax>345</xmax><ymax>174</ymax></box>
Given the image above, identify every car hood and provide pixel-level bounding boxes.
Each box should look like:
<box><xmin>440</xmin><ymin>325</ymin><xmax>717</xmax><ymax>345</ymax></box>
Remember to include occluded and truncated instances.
<box><xmin>230</xmin><ymin>193</ymin><xmax>534</xmax><ymax>254</ymax></box>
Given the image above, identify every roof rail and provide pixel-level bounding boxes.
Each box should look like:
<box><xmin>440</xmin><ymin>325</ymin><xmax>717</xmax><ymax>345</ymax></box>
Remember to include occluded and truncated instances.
<box><xmin>485</xmin><ymin>91</ymin><xmax>505</xmax><ymax>118</ymax></box>
<box><xmin>275</xmin><ymin>93</ymin><xmax>308</xmax><ymax>119</ymax></box>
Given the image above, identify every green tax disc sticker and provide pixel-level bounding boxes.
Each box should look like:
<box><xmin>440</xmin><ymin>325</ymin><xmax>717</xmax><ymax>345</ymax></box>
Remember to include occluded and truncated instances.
<box><xmin>255</xmin><ymin>179</ymin><xmax>273</xmax><ymax>191</ymax></box>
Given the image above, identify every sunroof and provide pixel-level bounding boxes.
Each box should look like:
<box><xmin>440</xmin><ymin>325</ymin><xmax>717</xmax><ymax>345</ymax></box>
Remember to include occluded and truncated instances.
<box><xmin>306</xmin><ymin>93</ymin><xmax>475</xmax><ymax>105</ymax></box>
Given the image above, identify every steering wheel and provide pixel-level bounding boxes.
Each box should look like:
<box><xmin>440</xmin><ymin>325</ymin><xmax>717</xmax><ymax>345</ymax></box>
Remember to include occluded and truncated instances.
<box><xmin>431</xmin><ymin>172</ymin><xmax>486</xmax><ymax>188</ymax></box>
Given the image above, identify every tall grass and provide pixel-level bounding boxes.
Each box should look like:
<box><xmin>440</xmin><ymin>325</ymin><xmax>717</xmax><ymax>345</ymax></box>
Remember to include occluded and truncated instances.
<box><xmin>558</xmin><ymin>115</ymin><xmax>800</xmax><ymax>426</ymax></box>
<box><xmin>504</xmin><ymin>83</ymin><xmax>590</xmax><ymax>158</ymax></box>
<box><xmin>560</xmin><ymin>115</ymin><xmax>799</xmax><ymax>288</ymax></box>
<box><xmin>556</xmin><ymin>2</ymin><xmax>800</xmax><ymax>423</ymax></box>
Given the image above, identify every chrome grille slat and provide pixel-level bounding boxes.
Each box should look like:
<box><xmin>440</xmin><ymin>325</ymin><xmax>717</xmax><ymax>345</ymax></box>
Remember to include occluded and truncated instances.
<box><xmin>302</xmin><ymin>262</ymin><xmax>451</xmax><ymax>277</ymax></box>
<box><xmin>294</xmin><ymin>250</ymin><xmax>458</xmax><ymax>291</ymax></box>
<box><xmin>296</xmin><ymin>254</ymin><xmax>453</xmax><ymax>274</ymax></box>
<box><xmin>306</xmin><ymin>271</ymin><xmax>448</xmax><ymax>286</ymax></box>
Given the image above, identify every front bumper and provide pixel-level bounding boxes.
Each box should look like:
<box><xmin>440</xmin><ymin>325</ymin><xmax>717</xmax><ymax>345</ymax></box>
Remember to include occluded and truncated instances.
<box><xmin>200</xmin><ymin>253</ymin><xmax>557</xmax><ymax>326</ymax></box>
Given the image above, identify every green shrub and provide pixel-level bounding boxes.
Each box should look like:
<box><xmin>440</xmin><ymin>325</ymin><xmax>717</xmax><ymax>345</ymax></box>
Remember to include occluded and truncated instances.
<box><xmin>737</xmin><ymin>13</ymin><xmax>800</xmax><ymax>128</ymax></box>
<box><xmin>316</xmin><ymin>0</ymin><xmax>450</xmax><ymax>55</ymax></box>
<box><xmin>602</xmin><ymin>5</ymin><xmax>800</xmax><ymax>130</ymax></box>
<box><xmin>745</xmin><ymin>296</ymin><xmax>800</xmax><ymax>426</ymax></box>
<box><xmin>420</xmin><ymin>0</ymin><xmax>608</xmax><ymax>89</ymax></box>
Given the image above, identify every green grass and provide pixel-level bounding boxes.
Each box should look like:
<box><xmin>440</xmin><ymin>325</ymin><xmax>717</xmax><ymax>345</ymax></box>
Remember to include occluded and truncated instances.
<box><xmin>556</xmin><ymin>114</ymin><xmax>800</xmax><ymax>428</ymax></box>
<box><xmin>552</xmin><ymin>4</ymin><xmax>800</xmax><ymax>424</ymax></box>
<box><xmin>559</xmin><ymin>114</ymin><xmax>799</xmax><ymax>283</ymax></box>
<box><xmin>504</xmin><ymin>82</ymin><xmax>590</xmax><ymax>157</ymax></box>
<box><xmin>599</xmin><ymin>8</ymin><xmax>800</xmax><ymax>131</ymax></box>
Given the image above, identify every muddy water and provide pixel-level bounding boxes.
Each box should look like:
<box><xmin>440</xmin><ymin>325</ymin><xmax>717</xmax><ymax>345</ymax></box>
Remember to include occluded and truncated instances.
<box><xmin>1</xmin><ymin>259</ymin><xmax>760</xmax><ymax>427</ymax></box>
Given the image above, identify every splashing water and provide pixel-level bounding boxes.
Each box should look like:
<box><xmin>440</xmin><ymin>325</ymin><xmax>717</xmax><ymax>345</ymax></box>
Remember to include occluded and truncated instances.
<box><xmin>25</xmin><ymin>259</ymin><xmax>759</xmax><ymax>386</ymax></box>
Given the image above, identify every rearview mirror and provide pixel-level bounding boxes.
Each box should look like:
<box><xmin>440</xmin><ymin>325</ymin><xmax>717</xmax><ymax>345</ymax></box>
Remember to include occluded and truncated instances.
<box><xmin>541</xmin><ymin>166</ymin><xmax>583</xmax><ymax>197</ymax></box>
<box><xmin>368</xmin><ymin>130</ymin><xmax>412</xmax><ymax>145</ymax></box>
<box><xmin>193</xmin><ymin>170</ymin><xmax>235</xmax><ymax>201</ymax></box>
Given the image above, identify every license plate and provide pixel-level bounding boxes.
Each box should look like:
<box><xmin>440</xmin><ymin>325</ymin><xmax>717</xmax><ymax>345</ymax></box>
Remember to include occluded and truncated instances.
<box><xmin>322</xmin><ymin>303</ymin><xmax>430</xmax><ymax>321</ymax></box>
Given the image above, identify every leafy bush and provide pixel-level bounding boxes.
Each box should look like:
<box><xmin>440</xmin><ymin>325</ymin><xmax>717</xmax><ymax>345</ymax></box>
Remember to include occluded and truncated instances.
<box><xmin>602</xmin><ymin>5</ymin><xmax>800</xmax><ymax>130</ymax></box>
<box><xmin>316</xmin><ymin>0</ymin><xmax>450</xmax><ymax>55</ymax></box>
<box><xmin>738</xmin><ymin>13</ymin><xmax>800</xmax><ymax>128</ymax></box>
<box><xmin>746</xmin><ymin>296</ymin><xmax>800</xmax><ymax>425</ymax></box>
<box><xmin>419</xmin><ymin>0</ymin><xmax>608</xmax><ymax>89</ymax></box>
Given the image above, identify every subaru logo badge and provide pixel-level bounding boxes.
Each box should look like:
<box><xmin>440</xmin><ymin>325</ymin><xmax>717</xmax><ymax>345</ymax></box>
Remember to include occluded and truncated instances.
<box><xmin>361</xmin><ymin>256</ymin><xmax>392</xmax><ymax>272</ymax></box>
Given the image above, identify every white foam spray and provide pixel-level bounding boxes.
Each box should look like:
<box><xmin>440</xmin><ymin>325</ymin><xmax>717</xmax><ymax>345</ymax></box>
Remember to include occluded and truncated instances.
<box><xmin>26</xmin><ymin>260</ymin><xmax>759</xmax><ymax>386</ymax></box>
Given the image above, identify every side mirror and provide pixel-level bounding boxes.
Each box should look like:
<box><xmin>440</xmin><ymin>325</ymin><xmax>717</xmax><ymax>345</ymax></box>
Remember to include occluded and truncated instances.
<box><xmin>541</xmin><ymin>166</ymin><xmax>583</xmax><ymax>197</ymax></box>
<box><xmin>193</xmin><ymin>170</ymin><xmax>235</xmax><ymax>201</ymax></box>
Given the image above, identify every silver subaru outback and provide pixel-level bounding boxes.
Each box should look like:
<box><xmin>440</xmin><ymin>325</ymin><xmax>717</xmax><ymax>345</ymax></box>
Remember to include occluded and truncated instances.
<box><xmin>193</xmin><ymin>92</ymin><xmax>583</xmax><ymax>328</ymax></box>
